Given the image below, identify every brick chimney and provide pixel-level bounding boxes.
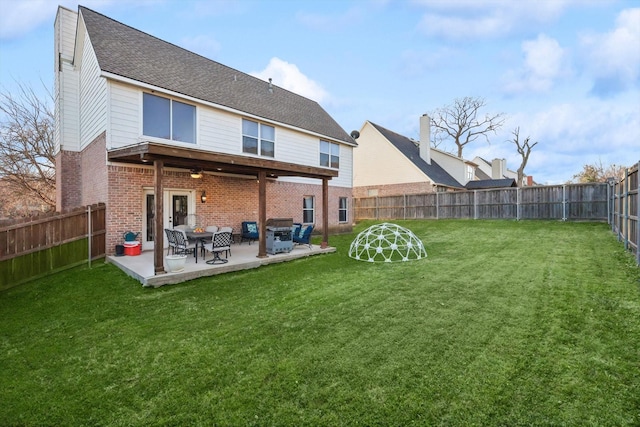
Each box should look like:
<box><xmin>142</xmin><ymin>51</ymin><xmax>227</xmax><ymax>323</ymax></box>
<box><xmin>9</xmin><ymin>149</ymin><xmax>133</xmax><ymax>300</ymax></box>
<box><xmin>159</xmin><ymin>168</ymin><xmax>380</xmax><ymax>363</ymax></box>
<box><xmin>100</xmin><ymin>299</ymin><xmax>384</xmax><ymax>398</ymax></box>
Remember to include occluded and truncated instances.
<box><xmin>527</xmin><ymin>175</ymin><xmax>533</xmax><ymax>186</ymax></box>
<box><xmin>420</xmin><ymin>114</ymin><xmax>431</xmax><ymax>165</ymax></box>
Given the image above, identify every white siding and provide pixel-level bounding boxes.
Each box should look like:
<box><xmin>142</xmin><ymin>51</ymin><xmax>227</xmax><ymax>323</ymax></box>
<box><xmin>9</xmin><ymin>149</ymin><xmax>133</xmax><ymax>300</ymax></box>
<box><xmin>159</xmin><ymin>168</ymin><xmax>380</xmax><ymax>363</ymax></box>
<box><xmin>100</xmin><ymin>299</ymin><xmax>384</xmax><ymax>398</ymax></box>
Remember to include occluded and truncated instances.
<box><xmin>109</xmin><ymin>82</ymin><xmax>140</xmax><ymax>147</ymax></box>
<box><xmin>106</xmin><ymin>86</ymin><xmax>353</xmax><ymax>187</ymax></box>
<box><xmin>54</xmin><ymin>7</ymin><xmax>80</xmax><ymax>152</ymax></box>
<box><xmin>55</xmin><ymin>7</ymin><xmax>77</xmax><ymax>61</ymax></box>
<box><xmin>79</xmin><ymin>29</ymin><xmax>107</xmax><ymax>149</ymax></box>
<box><xmin>58</xmin><ymin>63</ymin><xmax>80</xmax><ymax>151</ymax></box>
<box><xmin>430</xmin><ymin>150</ymin><xmax>467</xmax><ymax>184</ymax></box>
<box><xmin>199</xmin><ymin>108</ymin><xmax>241</xmax><ymax>154</ymax></box>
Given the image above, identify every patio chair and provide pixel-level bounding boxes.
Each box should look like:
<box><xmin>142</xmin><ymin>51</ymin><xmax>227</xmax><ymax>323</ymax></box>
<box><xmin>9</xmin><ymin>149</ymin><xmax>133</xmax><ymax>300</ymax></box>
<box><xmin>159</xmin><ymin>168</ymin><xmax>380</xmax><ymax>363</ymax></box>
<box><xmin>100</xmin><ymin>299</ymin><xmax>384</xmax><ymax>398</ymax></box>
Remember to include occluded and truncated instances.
<box><xmin>219</xmin><ymin>227</ymin><xmax>234</xmax><ymax>252</ymax></box>
<box><xmin>164</xmin><ymin>228</ymin><xmax>177</xmax><ymax>255</ymax></box>
<box><xmin>173</xmin><ymin>229</ymin><xmax>197</xmax><ymax>260</ymax></box>
<box><xmin>241</xmin><ymin>221</ymin><xmax>259</xmax><ymax>244</ymax></box>
<box><xmin>203</xmin><ymin>231</ymin><xmax>233</xmax><ymax>264</ymax></box>
<box><xmin>292</xmin><ymin>224</ymin><xmax>314</xmax><ymax>249</ymax></box>
<box><xmin>205</xmin><ymin>225</ymin><xmax>218</xmax><ymax>233</ymax></box>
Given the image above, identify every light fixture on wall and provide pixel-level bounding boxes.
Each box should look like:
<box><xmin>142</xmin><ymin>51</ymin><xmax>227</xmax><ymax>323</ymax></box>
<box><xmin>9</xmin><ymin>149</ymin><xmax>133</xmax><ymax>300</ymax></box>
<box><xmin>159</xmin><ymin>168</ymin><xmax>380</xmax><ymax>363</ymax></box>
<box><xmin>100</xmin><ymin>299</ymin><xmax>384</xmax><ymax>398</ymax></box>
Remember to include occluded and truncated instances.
<box><xmin>201</xmin><ymin>190</ymin><xmax>207</xmax><ymax>204</ymax></box>
<box><xmin>190</xmin><ymin>168</ymin><xmax>202</xmax><ymax>179</ymax></box>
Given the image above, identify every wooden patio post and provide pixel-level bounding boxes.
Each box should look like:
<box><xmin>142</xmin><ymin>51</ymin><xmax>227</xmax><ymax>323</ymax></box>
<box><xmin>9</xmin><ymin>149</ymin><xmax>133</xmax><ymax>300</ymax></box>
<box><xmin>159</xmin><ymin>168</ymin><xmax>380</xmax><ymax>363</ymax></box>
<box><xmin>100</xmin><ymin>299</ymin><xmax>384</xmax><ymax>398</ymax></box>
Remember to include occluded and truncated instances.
<box><xmin>154</xmin><ymin>159</ymin><xmax>165</xmax><ymax>274</ymax></box>
<box><xmin>257</xmin><ymin>170</ymin><xmax>267</xmax><ymax>258</ymax></box>
<box><xmin>321</xmin><ymin>177</ymin><xmax>329</xmax><ymax>249</ymax></box>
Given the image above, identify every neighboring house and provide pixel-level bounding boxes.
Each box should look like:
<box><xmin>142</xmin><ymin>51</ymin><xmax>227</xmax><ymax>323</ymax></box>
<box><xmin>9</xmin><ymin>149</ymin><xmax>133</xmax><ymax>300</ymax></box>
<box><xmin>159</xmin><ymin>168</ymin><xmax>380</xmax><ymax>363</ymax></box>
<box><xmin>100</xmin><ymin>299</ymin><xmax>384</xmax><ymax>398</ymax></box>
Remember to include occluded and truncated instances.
<box><xmin>473</xmin><ymin>156</ymin><xmax>531</xmax><ymax>187</ymax></box>
<box><xmin>353</xmin><ymin>116</ymin><xmax>466</xmax><ymax>197</ymax></box>
<box><xmin>54</xmin><ymin>6</ymin><xmax>356</xmax><ymax>272</ymax></box>
<box><xmin>353</xmin><ymin>116</ymin><xmax>526</xmax><ymax>198</ymax></box>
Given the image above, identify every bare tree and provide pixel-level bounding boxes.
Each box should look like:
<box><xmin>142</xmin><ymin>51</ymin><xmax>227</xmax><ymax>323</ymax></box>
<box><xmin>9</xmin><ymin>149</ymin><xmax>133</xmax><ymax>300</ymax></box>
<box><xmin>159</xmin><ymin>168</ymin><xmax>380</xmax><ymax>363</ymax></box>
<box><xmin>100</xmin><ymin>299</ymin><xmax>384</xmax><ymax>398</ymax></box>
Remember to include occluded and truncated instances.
<box><xmin>510</xmin><ymin>127</ymin><xmax>538</xmax><ymax>186</ymax></box>
<box><xmin>572</xmin><ymin>160</ymin><xmax>626</xmax><ymax>183</ymax></box>
<box><xmin>0</xmin><ymin>82</ymin><xmax>55</xmax><ymax>214</ymax></box>
<box><xmin>431</xmin><ymin>96</ymin><xmax>506</xmax><ymax>158</ymax></box>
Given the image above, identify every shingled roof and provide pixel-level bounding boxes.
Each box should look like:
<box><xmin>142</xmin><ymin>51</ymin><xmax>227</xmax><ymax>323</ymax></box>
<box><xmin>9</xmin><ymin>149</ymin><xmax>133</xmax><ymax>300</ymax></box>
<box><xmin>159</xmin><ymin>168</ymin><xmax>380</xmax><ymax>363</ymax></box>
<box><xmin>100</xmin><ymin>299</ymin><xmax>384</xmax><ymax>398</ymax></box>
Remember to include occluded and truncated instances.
<box><xmin>465</xmin><ymin>178</ymin><xmax>517</xmax><ymax>189</ymax></box>
<box><xmin>78</xmin><ymin>6</ymin><xmax>355</xmax><ymax>145</ymax></box>
<box><xmin>369</xmin><ymin>122</ymin><xmax>463</xmax><ymax>189</ymax></box>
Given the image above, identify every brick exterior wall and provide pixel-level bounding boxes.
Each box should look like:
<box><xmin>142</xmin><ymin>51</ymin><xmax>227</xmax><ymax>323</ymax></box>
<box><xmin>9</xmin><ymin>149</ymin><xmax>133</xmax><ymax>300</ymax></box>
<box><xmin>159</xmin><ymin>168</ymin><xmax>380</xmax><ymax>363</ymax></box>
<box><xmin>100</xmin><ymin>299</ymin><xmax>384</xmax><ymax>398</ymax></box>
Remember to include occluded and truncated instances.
<box><xmin>352</xmin><ymin>182</ymin><xmax>435</xmax><ymax>198</ymax></box>
<box><xmin>55</xmin><ymin>150</ymin><xmax>82</xmax><ymax>211</ymax></box>
<box><xmin>58</xmin><ymin>133</ymin><xmax>353</xmax><ymax>254</ymax></box>
<box><xmin>103</xmin><ymin>165</ymin><xmax>354</xmax><ymax>254</ymax></box>
<box><xmin>81</xmin><ymin>132</ymin><xmax>108</xmax><ymax>206</ymax></box>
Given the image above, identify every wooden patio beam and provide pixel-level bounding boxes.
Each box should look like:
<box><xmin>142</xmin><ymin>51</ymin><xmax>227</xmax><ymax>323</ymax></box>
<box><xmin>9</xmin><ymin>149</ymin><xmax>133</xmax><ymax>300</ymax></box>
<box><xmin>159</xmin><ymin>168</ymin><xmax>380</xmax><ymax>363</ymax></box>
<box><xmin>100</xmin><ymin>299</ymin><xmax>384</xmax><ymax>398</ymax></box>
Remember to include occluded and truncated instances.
<box><xmin>154</xmin><ymin>159</ymin><xmax>165</xmax><ymax>274</ymax></box>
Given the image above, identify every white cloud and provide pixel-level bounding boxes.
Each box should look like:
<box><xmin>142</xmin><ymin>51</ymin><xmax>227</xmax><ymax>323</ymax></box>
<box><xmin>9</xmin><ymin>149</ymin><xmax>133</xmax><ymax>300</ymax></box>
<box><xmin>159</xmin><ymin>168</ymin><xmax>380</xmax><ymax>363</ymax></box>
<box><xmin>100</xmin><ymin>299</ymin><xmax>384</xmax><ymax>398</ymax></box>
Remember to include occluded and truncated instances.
<box><xmin>397</xmin><ymin>47</ymin><xmax>460</xmax><ymax>77</ymax></box>
<box><xmin>580</xmin><ymin>8</ymin><xmax>640</xmax><ymax>96</ymax></box>
<box><xmin>0</xmin><ymin>0</ymin><xmax>117</xmax><ymax>40</ymax></box>
<box><xmin>414</xmin><ymin>0</ymin><xmax>570</xmax><ymax>40</ymax></box>
<box><xmin>502</xmin><ymin>34</ymin><xmax>569</xmax><ymax>94</ymax></box>
<box><xmin>465</xmin><ymin>94</ymin><xmax>640</xmax><ymax>184</ymax></box>
<box><xmin>250</xmin><ymin>57</ymin><xmax>329</xmax><ymax>103</ymax></box>
<box><xmin>296</xmin><ymin>7</ymin><xmax>364</xmax><ymax>32</ymax></box>
<box><xmin>0</xmin><ymin>0</ymin><xmax>56</xmax><ymax>39</ymax></box>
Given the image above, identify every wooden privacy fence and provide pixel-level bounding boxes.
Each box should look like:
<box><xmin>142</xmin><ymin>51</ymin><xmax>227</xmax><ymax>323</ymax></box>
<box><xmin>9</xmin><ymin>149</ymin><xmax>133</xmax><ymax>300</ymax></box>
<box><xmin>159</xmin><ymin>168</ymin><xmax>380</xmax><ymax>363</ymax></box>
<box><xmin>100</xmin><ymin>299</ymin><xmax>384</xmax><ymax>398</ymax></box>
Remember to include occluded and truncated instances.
<box><xmin>0</xmin><ymin>203</ymin><xmax>106</xmax><ymax>289</ymax></box>
<box><xmin>355</xmin><ymin>170</ymin><xmax>640</xmax><ymax>266</ymax></box>
<box><xmin>610</xmin><ymin>163</ymin><xmax>639</xmax><ymax>265</ymax></box>
<box><xmin>354</xmin><ymin>183</ymin><xmax>609</xmax><ymax>222</ymax></box>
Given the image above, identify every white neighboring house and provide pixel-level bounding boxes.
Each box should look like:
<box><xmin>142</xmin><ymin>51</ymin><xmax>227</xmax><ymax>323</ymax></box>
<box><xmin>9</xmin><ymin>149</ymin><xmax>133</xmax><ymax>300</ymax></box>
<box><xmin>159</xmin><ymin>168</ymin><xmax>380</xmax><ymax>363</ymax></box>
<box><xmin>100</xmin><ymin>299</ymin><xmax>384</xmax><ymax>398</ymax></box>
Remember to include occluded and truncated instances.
<box><xmin>472</xmin><ymin>157</ymin><xmax>531</xmax><ymax>187</ymax></box>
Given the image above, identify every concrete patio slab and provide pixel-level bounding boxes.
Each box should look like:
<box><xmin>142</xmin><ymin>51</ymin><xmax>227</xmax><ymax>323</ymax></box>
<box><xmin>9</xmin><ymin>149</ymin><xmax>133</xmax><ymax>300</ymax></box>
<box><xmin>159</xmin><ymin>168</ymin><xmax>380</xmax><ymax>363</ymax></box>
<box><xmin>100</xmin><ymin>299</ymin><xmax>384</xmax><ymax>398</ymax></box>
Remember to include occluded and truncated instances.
<box><xmin>107</xmin><ymin>242</ymin><xmax>335</xmax><ymax>287</ymax></box>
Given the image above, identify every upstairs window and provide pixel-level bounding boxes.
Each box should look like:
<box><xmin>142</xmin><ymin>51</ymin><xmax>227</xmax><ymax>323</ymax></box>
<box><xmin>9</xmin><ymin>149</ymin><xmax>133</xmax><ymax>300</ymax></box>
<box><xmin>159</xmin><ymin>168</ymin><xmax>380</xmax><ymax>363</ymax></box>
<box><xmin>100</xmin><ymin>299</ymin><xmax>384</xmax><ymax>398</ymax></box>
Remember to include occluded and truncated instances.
<box><xmin>243</xmin><ymin>119</ymin><xmax>275</xmax><ymax>157</ymax></box>
<box><xmin>320</xmin><ymin>140</ymin><xmax>339</xmax><ymax>168</ymax></box>
<box><xmin>466</xmin><ymin>165</ymin><xmax>474</xmax><ymax>181</ymax></box>
<box><xmin>143</xmin><ymin>93</ymin><xmax>195</xmax><ymax>144</ymax></box>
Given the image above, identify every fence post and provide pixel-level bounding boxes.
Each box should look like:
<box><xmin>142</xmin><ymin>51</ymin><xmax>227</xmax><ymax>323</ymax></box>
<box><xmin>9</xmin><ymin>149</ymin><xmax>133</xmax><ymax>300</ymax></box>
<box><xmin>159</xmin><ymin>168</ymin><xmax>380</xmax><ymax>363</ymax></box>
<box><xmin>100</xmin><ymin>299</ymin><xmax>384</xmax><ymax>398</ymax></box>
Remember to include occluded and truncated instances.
<box><xmin>436</xmin><ymin>191</ymin><xmax>439</xmax><ymax>220</ymax></box>
<box><xmin>375</xmin><ymin>196</ymin><xmax>379</xmax><ymax>221</ymax></box>
<box><xmin>87</xmin><ymin>204</ymin><xmax>92</xmax><ymax>268</ymax></box>
<box><xmin>623</xmin><ymin>167</ymin><xmax>630</xmax><ymax>250</ymax></box>
<box><xmin>516</xmin><ymin>187</ymin><xmax>521</xmax><ymax>221</ymax></box>
<box><xmin>473</xmin><ymin>190</ymin><xmax>477</xmax><ymax>220</ymax></box>
<box><xmin>404</xmin><ymin>194</ymin><xmax>407</xmax><ymax>220</ymax></box>
<box><xmin>562</xmin><ymin>185</ymin><xmax>567</xmax><ymax>221</ymax></box>
<box><xmin>636</xmin><ymin>161</ymin><xmax>640</xmax><ymax>266</ymax></box>
<box><xmin>618</xmin><ymin>178</ymin><xmax>623</xmax><ymax>242</ymax></box>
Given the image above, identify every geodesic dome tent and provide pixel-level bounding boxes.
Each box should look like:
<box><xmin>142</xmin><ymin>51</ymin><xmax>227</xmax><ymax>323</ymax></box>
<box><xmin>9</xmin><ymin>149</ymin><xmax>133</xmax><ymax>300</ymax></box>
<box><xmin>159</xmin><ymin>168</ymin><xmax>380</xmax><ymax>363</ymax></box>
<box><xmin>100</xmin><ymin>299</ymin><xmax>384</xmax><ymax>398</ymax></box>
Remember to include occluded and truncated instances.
<box><xmin>348</xmin><ymin>223</ymin><xmax>427</xmax><ymax>263</ymax></box>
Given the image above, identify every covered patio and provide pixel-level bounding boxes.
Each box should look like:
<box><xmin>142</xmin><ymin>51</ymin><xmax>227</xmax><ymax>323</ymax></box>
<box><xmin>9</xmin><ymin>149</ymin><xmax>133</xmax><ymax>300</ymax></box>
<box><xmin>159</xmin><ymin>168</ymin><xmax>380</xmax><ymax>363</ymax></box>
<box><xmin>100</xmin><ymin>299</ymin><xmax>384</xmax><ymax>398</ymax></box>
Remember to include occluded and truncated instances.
<box><xmin>108</xmin><ymin>242</ymin><xmax>335</xmax><ymax>287</ymax></box>
<box><xmin>107</xmin><ymin>141</ymin><xmax>339</xmax><ymax>281</ymax></box>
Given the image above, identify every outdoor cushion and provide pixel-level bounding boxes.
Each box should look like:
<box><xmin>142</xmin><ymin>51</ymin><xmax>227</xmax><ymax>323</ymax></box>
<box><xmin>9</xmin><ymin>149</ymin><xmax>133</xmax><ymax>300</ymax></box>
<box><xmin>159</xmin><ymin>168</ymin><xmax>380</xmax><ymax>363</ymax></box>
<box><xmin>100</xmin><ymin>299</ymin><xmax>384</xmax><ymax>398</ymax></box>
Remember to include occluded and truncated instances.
<box><xmin>247</xmin><ymin>222</ymin><xmax>257</xmax><ymax>233</ymax></box>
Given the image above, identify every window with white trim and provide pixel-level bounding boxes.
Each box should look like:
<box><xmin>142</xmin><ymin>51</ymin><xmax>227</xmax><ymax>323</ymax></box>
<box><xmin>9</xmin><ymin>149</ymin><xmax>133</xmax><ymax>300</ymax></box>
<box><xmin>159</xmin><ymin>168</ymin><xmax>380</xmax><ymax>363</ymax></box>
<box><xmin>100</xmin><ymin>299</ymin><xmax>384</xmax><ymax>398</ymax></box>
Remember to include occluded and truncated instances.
<box><xmin>338</xmin><ymin>197</ymin><xmax>348</xmax><ymax>223</ymax></box>
<box><xmin>466</xmin><ymin>165</ymin><xmax>474</xmax><ymax>181</ymax></box>
<box><xmin>320</xmin><ymin>140</ymin><xmax>339</xmax><ymax>168</ymax></box>
<box><xmin>242</xmin><ymin>119</ymin><xmax>275</xmax><ymax>157</ymax></box>
<box><xmin>143</xmin><ymin>93</ymin><xmax>195</xmax><ymax>143</ymax></box>
<box><xmin>303</xmin><ymin>196</ymin><xmax>315</xmax><ymax>224</ymax></box>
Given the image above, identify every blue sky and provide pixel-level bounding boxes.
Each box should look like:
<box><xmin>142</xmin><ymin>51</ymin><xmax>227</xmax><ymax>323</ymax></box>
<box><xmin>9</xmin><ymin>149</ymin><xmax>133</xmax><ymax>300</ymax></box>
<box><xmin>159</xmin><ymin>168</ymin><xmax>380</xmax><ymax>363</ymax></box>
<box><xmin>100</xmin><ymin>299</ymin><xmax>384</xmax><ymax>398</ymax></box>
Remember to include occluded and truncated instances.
<box><xmin>1</xmin><ymin>0</ymin><xmax>638</xmax><ymax>184</ymax></box>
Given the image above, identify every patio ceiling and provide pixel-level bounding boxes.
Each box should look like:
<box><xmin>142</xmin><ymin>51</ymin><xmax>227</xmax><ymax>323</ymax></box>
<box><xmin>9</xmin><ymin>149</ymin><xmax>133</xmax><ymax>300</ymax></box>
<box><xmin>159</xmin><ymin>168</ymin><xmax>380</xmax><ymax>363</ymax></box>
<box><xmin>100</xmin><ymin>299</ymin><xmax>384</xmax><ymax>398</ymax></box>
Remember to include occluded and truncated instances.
<box><xmin>107</xmin><ymin>142</ymin><xmax>339</xmax><ymax>180</ymax></box>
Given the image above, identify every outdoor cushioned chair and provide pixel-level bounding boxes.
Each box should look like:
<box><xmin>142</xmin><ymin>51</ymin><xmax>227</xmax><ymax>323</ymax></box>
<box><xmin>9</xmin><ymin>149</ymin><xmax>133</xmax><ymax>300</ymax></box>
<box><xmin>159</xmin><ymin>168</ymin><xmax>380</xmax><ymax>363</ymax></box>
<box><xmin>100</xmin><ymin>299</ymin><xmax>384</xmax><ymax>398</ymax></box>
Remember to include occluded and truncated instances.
<box><xmin>173</xmin><ymin>229</ymin><xmax>197</xmax><ymax>260</ymax></box>
<box><xmin>241</xmin><ymin>221</ymin><xmax>259</xmax><ymax>244</ymax></box>
<box><xmin>203</xmin><ymin>231</ymin><xmax>233</xmax><ymax>264</ymax></box>
<box><xmin>292</xmin><ymin>223</ymin><xmax>314</xmax><ymax>249</ymax></box>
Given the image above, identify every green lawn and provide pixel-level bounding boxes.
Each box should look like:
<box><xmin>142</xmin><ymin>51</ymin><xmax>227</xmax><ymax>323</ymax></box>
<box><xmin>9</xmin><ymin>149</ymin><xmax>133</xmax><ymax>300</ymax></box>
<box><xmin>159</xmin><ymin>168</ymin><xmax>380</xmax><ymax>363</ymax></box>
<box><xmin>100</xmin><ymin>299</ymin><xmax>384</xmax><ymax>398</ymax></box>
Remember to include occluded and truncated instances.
<box><xmin>1</xmin><ymin>220</ymin><xmax>639</xmax><ymax>426</ymax></box>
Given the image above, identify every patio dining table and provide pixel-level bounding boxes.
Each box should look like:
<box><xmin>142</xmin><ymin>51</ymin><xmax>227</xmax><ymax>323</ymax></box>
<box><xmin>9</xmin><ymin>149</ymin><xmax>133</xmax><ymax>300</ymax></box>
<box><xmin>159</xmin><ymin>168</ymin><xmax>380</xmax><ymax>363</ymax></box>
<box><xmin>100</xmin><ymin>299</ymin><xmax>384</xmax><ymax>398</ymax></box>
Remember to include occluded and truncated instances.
<box><xmin>185</xmin><ymin>231</ymin><xmax>213</xmax><ymax>263</ymax></box>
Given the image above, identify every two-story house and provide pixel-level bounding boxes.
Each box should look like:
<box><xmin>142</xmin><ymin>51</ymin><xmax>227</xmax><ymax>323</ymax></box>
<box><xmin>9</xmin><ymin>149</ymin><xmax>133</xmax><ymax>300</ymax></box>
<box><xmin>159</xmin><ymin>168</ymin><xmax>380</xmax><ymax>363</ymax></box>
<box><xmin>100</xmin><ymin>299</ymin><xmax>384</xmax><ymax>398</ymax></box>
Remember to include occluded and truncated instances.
<box><xmin>352</xmin><ymin>115</ymin><xmax>519</xmax><ymax>198</ymax></box>
<box><xmin>54</xmin><ymin>6</ymin><xmax>356</xmax><ymax>274</ymax></box>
